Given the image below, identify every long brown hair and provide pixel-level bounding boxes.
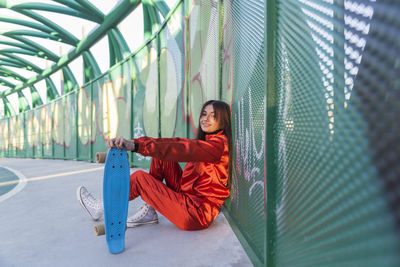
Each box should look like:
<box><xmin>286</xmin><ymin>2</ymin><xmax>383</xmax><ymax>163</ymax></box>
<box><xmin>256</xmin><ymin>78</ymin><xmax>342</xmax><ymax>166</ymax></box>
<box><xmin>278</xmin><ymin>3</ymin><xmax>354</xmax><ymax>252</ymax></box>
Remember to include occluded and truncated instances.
<box><xmin>196</xmin><ymin>100</ymin><xmax>232</xmax><ymax>187</ymax></box>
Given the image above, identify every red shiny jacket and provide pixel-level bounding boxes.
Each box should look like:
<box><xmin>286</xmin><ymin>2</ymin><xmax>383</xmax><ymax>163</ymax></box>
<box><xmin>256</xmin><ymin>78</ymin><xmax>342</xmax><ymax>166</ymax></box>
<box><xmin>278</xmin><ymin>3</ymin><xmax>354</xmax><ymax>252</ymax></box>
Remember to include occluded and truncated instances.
<box><xmin>133</xmin><ymin>131</ymin><xmax>230</xmax><ymax>225</ymax></box>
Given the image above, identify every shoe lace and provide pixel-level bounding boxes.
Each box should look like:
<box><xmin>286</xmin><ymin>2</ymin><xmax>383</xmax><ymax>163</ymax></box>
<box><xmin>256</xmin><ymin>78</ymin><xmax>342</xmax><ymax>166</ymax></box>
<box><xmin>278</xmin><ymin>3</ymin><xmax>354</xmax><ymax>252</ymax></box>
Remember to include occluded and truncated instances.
<box><xmin>83</xmin><ymin>190</ymin><xmax>102</xmax><ymax>210</ymax></box>
<box><xmin>132</xmin><ymin>204</ymin><xmax>149</xmax><ymax>220</ymax></box>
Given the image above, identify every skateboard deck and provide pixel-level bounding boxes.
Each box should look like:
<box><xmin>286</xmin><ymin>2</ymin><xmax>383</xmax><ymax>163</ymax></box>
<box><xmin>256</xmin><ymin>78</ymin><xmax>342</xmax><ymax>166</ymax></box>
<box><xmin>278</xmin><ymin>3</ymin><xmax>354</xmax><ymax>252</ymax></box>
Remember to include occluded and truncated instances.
<box><xmin>102</xmin><ymin>148</ymin><xmax>130</xmax><ymax>254</ymax></box>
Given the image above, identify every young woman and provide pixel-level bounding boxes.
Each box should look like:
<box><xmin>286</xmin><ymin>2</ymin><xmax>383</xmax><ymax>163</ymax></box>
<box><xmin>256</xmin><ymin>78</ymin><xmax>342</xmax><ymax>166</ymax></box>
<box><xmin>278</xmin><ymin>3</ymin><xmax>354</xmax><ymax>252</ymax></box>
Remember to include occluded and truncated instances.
<box><xmin>77</xmin><ymin>100</ymin><xmax>232</xmax><ymax>230</ymax></box>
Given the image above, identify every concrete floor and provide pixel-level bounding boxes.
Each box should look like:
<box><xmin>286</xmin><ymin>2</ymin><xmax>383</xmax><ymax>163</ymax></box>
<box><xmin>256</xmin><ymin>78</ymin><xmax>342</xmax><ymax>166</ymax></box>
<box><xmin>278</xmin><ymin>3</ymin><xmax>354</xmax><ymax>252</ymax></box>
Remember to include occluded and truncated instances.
<box><xmin>0</xmin><ymin>158</ymin><xmax>252</xmax><ymax>267</ymax></box>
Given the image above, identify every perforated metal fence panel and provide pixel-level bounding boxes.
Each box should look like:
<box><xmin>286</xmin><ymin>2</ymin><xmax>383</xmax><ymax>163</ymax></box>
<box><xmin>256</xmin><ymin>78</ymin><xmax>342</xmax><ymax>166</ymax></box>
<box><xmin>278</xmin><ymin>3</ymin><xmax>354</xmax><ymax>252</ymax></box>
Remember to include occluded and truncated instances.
<box><xmin>159</xmin><ymin>2</ymin><xmax>186</xmax><ymax>139</ymax></box>
<box><xmin>131</xmin><ymin>40</ymin><xmax>159</xmax><ymax>169</ymax></box>
<box><xmin>0</xmin><ymin>119</ymin><xmax>8</xmax><ymax>157</ymax></box>
<box><xmin>186</xmin><ymin>0</ymin><xmax>221</xmax><ymax>137</ymax></box>
<box><xmin>65</xmin><ymin>91</ymin><xmax>77</xmax><ymax>160</ymax></box>
<box><xmin>24</xmin><ymin>112</ymin><xmax>33</xmax><ymax>158</ymax></box>
<box><xmin>270</xmin><ymin>0</ymin><xmax>400</xmax><ymax>266</ymax></box>
<box><xmin>222</xmin><ymin>0</ymin><xmax>266</xmax><ymax>266</ymax></box>
<box><xmin>42</xmin><ymin>103</ymin><xmax>53</xmax><ymax>158</ymax></box>
<box><xmin>34</xmin><ymin>108</ymin><xmax>43</xmax><ymax>158</ymax></box>
<box><xmin>77</xmin><ymin>85</ymin><xmax>92</xmax><ymax>161</ymax></box>
<box><xmin>52</xmin><ymin>97</ymin><xmax>65</xmax><ymax>159</ymax></box>
<box><xmin>131</xmin><ymin>46</ymin><xmax>151</xmax><ymax>168</ymax></box>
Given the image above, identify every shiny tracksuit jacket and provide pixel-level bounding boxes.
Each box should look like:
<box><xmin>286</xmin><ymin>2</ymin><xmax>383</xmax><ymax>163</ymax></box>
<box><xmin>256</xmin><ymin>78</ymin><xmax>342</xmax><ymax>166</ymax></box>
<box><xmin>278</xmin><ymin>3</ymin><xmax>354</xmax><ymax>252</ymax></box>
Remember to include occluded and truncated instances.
<box><xmin>129</xmin><ymin>131</ymin><xmax>230</xmax><ymax>230</ymax></box>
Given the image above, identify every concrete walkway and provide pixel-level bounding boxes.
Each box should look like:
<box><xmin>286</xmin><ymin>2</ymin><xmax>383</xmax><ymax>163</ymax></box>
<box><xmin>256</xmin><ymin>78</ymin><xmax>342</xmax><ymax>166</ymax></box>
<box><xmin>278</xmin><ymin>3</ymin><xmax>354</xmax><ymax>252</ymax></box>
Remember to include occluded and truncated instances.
<box><xmin>0</xmin><ymin>158</ymin><xmax>252</xmax><ymax>267</ymax></box>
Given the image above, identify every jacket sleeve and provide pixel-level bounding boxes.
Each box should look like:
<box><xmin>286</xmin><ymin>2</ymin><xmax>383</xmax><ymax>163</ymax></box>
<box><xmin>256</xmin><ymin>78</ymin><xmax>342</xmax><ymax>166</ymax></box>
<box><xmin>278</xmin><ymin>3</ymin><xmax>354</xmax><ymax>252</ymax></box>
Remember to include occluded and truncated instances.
<box><xmin>133</xmin><ymin>135</ymin><xmax>225</xmax><ymax>162</ymax></box>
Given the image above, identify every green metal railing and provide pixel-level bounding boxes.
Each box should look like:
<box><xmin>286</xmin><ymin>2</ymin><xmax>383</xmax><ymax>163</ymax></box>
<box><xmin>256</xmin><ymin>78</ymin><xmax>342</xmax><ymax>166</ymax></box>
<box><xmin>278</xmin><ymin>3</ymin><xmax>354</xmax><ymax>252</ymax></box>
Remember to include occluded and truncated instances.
<box><xmin>0</xmin><ymin>0</ymin><xmax>170</xmax><ymax>111</ymax></box>
<box><xmin>1</xmin><ymin>1</ymin><xmax>400</xmax><ymax>266</ymax></box>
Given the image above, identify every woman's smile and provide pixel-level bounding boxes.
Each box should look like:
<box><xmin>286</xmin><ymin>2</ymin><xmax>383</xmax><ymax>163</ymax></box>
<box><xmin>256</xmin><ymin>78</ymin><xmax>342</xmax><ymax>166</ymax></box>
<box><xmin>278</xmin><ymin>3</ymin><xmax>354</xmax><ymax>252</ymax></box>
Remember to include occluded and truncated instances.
<box><xmin>200</xmin><ymin>104</ymin><xmax>220</xmax><ymax>133</ymax></box>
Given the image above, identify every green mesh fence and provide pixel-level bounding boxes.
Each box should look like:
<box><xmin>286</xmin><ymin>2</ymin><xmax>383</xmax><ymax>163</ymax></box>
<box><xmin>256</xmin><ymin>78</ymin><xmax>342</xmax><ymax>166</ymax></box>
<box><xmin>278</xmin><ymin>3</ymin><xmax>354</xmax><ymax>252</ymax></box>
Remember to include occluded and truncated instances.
<box><xmin>77</xmin><ymin>84</ymin><xmax>92</xmax><ymax>161</ymax></box>
<box><xmin>270</xmin><ymin>0</ymin><xmax>400</xmax><ymax>266</ymax></box>
<box><xmin>42</xmin><ymin>103</ymin><xmax>53</xmax><ymax>158</ymax></box>
<box><xmin>159</xmin><ymin>2</ymin><xmax>186</xmax><ymax>139</ymax></box>
<box><xmin>1</xmin><ymin>1</ymin><xmax>400</xmax><ymax>266</ymax></box>
<box><xmin>131</xmin><ymin>40</ymin><xmax>159</xmax><ymax>168</ymax></box>
<box><xmin>0</xmin><ymin>119</ymin><xmax>8</xmax><ymax>157</ymax></box>
<box><xmin>24</xmin><ymin>111</ymin><xmax>33</xmax><ymax>158</ymax></box>
<box><xmin>186</xmin><ymin>0</ymin><xmax>222</xmax><ymax>137</ymax></box>
<box><xmin>34</xmin><ymin>108</ymin><xmax>42</xmax><ymax>158</ymax></box>
<box><xmin>91</xmin><ymin>76</ymin><xmax>108</xmax><ymax>162</ymax></box>
<box><xmin>65</xmin><ymin>91</ymin><xmax>77</xmax><ymax>160</ymax></box>
<box><xmin>221</xmin><ymin>0</ymin><xmax>266</xmax><ymax>266</ymax></box>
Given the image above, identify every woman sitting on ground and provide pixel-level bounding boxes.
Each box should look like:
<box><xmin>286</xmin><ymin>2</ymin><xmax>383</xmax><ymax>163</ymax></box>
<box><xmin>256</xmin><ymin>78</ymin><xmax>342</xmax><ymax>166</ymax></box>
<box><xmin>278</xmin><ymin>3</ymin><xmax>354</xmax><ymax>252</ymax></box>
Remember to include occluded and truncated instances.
<box><xmin>77</xmin><ymin>100</ymin><xmax>232</xmax><ymax>230</ymax></box>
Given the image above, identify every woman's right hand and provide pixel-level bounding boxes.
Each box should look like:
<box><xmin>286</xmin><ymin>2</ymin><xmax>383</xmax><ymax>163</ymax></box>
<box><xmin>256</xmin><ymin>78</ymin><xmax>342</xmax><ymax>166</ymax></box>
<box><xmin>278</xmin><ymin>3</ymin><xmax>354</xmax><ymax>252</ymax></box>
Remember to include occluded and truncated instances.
<box><xmin>107</xmin><ymin>137</ymin><xmax>136</xmax><ymax>151</ymax></box>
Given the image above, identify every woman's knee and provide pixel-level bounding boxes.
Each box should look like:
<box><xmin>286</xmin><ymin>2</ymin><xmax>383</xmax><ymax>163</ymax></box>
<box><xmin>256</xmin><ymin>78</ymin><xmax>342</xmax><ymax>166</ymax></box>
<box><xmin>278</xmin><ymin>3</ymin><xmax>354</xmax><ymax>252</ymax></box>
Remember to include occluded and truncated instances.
<box><xmin>130</xmin><ymin>170</ymin><xmax>147</xmax><ymax>182</ymax></box>
<box><xmin>129</xmin><ymin>170</ymin><xmax>148</xmax><ymax>200</ymax></box>
<box><xmin>175</xmin><ymin>219</ymin><xmax>207</xmax><ymax>231</ymax></box>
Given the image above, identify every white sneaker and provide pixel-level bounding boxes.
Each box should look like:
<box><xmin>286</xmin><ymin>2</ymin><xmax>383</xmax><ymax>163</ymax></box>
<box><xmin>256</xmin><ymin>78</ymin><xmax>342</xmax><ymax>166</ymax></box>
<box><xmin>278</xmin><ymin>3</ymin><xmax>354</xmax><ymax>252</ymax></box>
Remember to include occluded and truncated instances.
<box><xmin>77</xmin><ymin>186</ymin><xmax>103</xmax><ymax>221</ymax></box>
<box><xmin>127</xmin><ymin>203</ymin><xmax>158</xmax><ymax>228</ymax></box>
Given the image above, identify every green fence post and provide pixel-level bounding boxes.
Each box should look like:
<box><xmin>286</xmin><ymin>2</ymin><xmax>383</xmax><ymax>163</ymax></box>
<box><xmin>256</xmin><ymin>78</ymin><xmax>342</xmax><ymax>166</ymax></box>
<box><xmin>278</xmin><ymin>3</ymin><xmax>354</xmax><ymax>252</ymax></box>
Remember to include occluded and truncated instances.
<box><xmin>130</xmin><ymin>57</ymin><xmax>134</xmax><ymax>167</ymax></box>
<box><xmin>157</xmin><ymin>32</ymin><xmax>161</xmax><ymax>138</ymax></box>
<box><xmin>76</xmin><ymin>88</ymin><xmax>79</xmax><ymax>160</ymax></box>
<box><xmin>90</xmin><ymin>83</ymin><xmax>93</xmax><ymax>162</ymax></box>
<box><xmin>266</xmin><ymin>0</ymin><xmax>278</xmax><ymax>266</ymax></box>
<box><xmin>218</xmin><ymin>1</ymin><xmax>223</xmax><ymax>102</ymax></box>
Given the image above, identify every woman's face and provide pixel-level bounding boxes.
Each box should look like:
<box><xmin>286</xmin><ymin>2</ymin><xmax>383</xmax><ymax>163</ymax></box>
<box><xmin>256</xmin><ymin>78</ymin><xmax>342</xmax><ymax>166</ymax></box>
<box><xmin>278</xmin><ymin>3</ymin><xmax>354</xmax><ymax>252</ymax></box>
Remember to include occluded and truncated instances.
<box><xmin>200</xmin><ymin>104</ymin><xmax>220</xmax><ymax>133</ymax></box>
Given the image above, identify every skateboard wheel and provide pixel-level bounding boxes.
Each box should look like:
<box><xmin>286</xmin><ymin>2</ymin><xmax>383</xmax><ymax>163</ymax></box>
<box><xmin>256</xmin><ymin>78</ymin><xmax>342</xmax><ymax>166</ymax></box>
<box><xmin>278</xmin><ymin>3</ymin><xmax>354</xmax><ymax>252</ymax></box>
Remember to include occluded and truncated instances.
<box><xmin>94</xmin><ymin>224</ymin><xmax>105</xmax><ymax>236</ymax></box>
<box><xmin>96</xmin><ymin>152</ymin><xmax>107</xmax><ymax>163</ymax></box>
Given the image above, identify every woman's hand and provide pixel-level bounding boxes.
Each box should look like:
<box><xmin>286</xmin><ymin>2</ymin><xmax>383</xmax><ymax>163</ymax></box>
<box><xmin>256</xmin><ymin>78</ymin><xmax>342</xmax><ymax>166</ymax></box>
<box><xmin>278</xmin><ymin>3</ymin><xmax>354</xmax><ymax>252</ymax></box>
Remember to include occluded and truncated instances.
<box><xmin>107</xmin><ymin>137</ymin><xmax>136</xmax><ymax>151</ymax></box>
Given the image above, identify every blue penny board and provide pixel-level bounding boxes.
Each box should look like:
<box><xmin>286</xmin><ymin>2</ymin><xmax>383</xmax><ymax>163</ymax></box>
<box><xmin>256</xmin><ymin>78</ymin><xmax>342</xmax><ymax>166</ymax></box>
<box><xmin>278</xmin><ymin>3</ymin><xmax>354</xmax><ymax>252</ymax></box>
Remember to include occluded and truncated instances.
<box><xmin>103</xmin><ymin>148</ymin><xmax>130</xmax><ymax>254</ymax></box>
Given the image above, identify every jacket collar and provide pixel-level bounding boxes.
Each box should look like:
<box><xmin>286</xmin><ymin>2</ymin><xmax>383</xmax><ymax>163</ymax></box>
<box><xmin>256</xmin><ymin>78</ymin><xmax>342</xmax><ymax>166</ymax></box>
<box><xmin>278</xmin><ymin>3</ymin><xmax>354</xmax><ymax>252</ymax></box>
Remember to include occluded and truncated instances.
<box><xmin>205</xmin><ymin>129</ymin><xmax>224</xmax><ymax>137</ymax></box>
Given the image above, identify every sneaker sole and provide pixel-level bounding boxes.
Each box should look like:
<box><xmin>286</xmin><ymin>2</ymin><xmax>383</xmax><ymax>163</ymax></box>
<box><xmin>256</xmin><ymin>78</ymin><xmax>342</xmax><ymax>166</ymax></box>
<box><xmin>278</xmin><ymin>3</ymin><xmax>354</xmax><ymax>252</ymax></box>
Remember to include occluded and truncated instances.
<box><xmin>76</xmin><ymin>186</ymin><xmax>101</xmax><ymax>221</ymax></box>
<box><xmin>126</xmin><ymin>219</ymin><xmax>158</xmax><ymax>228</ymax></box>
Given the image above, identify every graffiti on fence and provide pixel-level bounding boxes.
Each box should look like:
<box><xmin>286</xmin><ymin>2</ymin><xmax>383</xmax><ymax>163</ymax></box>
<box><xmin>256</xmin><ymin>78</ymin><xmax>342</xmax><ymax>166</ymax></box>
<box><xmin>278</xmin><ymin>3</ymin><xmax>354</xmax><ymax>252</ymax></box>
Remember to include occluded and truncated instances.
<box><xmin>231</xmin><ymin>90</ymin><xmax>265</xmax><ymax>208</ymax></box>
<box><xmin>133</xmin><ymin>121</ymin><xmax>151</xmax><ymax>162</ymax></box>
